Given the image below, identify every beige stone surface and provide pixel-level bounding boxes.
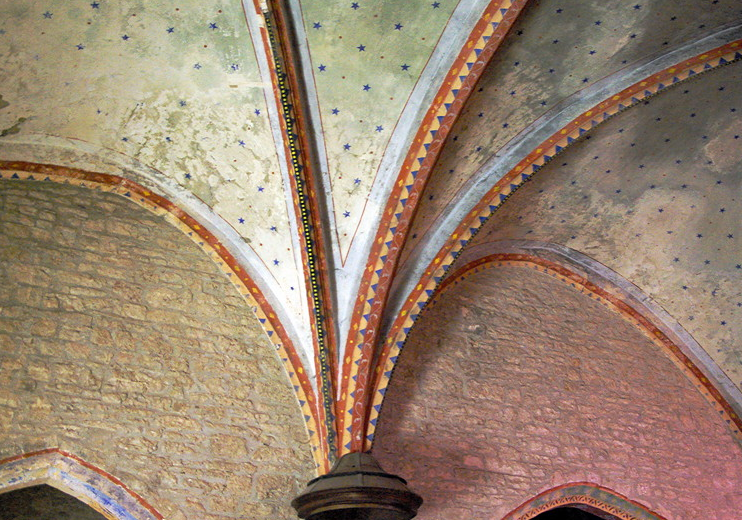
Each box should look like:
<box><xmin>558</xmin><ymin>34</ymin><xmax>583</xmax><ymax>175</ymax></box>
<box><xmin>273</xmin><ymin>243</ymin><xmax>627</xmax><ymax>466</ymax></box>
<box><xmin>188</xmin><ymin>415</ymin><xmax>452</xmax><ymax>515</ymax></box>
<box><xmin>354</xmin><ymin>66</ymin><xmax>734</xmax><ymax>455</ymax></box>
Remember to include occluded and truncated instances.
<box><xmin>0</xmin><ymin>181</ymin><xmax>314</xmax><ymax>520</ymax></box>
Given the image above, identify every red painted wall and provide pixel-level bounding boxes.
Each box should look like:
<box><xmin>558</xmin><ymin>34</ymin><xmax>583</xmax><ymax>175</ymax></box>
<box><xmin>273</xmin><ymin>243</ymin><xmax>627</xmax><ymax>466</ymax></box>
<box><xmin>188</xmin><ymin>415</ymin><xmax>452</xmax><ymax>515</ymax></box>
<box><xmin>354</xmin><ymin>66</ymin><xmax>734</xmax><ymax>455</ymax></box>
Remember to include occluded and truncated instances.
<box><xmin>374</xmin><ymin>265</ymin><xmax>742</xmax><ymax>520</ymax></box>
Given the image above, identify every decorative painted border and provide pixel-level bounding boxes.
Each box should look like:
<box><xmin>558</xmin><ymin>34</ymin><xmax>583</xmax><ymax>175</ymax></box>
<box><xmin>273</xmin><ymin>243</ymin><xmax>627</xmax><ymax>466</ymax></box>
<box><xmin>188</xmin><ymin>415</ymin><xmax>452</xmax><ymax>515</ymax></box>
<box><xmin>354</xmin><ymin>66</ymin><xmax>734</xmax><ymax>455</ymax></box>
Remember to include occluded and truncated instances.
<box><xmin>0</xmin><ymin>163</ymin><xmax>324</xmax><ymax>469</ymax></box>
<box><xmin>260</xmin><ymin>3</ymin><xmax>337</xmax><ymax>469</ymax></box>
<box><xmin>363</xmin><ymin>40</ymin><xmax>742</xmax><ymax>449</ymax></box>
<box><xmin>339</xmin><ymin>0</ymin><xmax>530</xmax><ymax>454</ymax></box>
<box><xmin>0</xmin><ymin>448</ymin><xmax>162</xmax><ymax>520</ymax></box>
<box><xmin>501</xmin><ymin>483</ymin><xmax>665</xmax><ymax>520</ymax></box>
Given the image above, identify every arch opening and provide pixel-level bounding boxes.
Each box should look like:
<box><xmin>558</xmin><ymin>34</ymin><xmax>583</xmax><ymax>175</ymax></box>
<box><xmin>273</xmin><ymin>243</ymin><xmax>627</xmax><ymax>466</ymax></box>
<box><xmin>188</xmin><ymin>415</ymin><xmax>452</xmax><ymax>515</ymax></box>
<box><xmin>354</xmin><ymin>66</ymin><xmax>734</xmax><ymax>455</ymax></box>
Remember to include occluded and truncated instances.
<box><xmin>0</xmin><ymin>484</ymin><xmax>109</xmax><ymax>520</ymax></box>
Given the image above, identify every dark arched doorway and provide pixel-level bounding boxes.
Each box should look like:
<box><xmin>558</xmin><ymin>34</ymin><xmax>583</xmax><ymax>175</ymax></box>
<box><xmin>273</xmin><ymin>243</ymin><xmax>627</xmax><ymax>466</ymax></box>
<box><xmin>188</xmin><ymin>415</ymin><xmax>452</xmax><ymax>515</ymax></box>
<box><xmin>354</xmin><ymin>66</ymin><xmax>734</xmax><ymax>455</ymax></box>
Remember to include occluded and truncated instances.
<box><xmin>0</xmin><ymin>484</ymin><xmax>108</xmax><ymax>520</ymax></box>
<box><xmin>533</xmin><ymin>507</ymin><xmax>613</xmax><ymax>519</ymax></box>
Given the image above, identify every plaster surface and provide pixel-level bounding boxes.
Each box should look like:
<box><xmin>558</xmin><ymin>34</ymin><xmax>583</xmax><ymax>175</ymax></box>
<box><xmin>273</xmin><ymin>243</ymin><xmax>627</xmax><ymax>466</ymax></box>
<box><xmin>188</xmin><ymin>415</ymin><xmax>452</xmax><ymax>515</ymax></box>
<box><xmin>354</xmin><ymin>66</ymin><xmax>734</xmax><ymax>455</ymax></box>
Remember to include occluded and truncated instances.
<box><xmin>0</xmin><ymin>0</ymin><xmax>305</xmax><ymax>320</ymax></box>
<box><xmin>298</xmin><ymin>0</ymin><xmax>464</xmax><ymax>259</ymax></box>
<box><xmin>402</xmin><ymin>0</ymin><xmax>742</xmax><ymax>261</ymax></box>
<box><xmin>470</xmin><ymin>58</ymin><xmax>742</xmax><ymax>393</ymax></box>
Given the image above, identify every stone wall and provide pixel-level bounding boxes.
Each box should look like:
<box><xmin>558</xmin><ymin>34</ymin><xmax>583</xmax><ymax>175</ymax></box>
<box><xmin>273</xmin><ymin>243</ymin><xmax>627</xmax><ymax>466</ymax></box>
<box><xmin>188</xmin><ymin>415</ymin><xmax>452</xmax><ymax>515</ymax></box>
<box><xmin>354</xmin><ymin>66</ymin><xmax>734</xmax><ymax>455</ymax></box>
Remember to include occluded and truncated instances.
<box><xmin>373</xmin><ymin>265</ymin><xmax>742</xmax><ymax>520</ymax></box>
<box><xmin>0</xmin><ymin>180</ymin><xmax>315</xmax><ymax>520</ymax></box>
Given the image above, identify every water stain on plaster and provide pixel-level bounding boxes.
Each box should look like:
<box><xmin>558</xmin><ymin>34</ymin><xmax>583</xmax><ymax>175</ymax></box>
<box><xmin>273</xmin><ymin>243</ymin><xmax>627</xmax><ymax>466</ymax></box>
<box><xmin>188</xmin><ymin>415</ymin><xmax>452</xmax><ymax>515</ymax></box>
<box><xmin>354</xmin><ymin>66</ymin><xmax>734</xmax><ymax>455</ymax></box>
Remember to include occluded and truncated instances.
<box><xmin>0</xmin><ymin>117</ymin><xmax>27</xmax><ymax>137</ymax></box>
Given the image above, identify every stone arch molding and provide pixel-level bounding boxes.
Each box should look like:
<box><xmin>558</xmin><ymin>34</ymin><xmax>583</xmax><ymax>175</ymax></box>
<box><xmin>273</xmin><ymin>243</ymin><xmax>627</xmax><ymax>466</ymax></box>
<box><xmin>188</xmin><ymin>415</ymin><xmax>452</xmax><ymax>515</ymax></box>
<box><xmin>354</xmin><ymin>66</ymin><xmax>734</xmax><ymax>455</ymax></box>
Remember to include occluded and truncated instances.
<box><xmin>0</xmin><ymin>449</ymin><xmax>162</xmax><ymax>520</ymax></box>
<box><xmin>501</xmin><ymin>483</ymin><xmax>666</xmax><ymax>520</ymax></box>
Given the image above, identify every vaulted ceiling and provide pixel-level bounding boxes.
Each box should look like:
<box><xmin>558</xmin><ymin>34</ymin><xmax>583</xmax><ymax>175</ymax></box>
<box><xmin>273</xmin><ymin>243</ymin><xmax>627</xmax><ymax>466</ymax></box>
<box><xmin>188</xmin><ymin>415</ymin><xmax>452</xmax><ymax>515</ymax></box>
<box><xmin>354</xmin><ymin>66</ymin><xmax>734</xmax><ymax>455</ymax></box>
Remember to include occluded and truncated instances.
<box><xmin>1</xmin><ymin>0</ymin><xmax>740</xmax><ymax>473</ymax></box>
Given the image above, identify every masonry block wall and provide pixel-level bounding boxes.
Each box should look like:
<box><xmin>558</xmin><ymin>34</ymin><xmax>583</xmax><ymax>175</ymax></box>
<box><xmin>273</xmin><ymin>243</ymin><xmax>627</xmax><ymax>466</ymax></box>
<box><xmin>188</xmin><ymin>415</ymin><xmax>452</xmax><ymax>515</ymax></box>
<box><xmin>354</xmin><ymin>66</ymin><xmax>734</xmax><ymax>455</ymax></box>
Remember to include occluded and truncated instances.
<box><xmin>0</xmin><ymin>181</ymin><xmax>315</xmax><ymax>520</ymax></box>
<box><xmin>373</xmin><ymin>265</ymin><xmax>742</xmax><ymax>520</ymax></box>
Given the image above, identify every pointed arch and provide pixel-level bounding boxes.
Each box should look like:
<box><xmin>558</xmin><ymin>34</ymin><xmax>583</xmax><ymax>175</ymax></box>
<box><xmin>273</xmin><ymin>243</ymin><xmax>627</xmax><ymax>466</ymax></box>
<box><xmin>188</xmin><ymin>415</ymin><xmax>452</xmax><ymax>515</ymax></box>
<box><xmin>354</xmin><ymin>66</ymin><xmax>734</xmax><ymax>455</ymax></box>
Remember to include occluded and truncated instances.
<box><xmin>0</xmin><ymin>449</ymin><xmax>161</xmax><ymax>520</ymax></box>
<box><xmin>366</xmin><ymin>240</ymin><xmax>742</xmax><ymax>449</ymax></box>
<box><xmin>0</xmin><ymin>159</ymin><xmax>324</xmax><ymax>470</ymax></box>
<box><xmin>501</xmin><ymin>483</ymin><xmax>666</xmax><ymax>520</ymax></box>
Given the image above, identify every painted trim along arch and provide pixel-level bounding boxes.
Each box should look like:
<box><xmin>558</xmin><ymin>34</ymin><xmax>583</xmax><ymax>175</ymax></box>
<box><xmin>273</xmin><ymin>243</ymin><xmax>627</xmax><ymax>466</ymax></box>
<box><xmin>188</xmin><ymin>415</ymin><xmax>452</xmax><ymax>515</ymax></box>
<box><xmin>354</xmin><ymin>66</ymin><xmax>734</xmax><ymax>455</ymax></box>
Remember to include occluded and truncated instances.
<box><xmin>501</xmin><ymin>482</ymin><xmax>666</xmax><ymax>520</ymax></box>
<box><xmin>0</xmin><ymin>448</ymin><xmax>162</xmax><ymax>520</ymax></box>
<box><xmin>367</xmin><ymin>240</ymin><xmax>742</xmax><ymax>449</ymax></box>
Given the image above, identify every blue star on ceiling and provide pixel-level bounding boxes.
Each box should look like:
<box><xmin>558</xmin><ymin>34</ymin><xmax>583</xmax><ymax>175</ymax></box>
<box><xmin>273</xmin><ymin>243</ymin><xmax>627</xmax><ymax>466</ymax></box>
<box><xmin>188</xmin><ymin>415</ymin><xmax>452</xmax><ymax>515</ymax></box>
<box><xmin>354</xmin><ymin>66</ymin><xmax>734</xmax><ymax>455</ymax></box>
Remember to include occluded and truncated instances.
<box><xmin>394</xmin><ymin>23</ymin><xmax>403</xmax><ymax>30</ymax></box>
<box><xmin>318</xmin><ymin>64</ymin><xmax>326</xmax><ymax>71</ymax></box>
<box><xmin>357</xmin><ymin>44</ymin><xmax>366</xmax><ymax>51</ymax></box>
<box><xmin>43</xmin><ymin>11</ymin><xmax>52</xmax><ymax>18</ymax></box>
<box><xmin>76</xmin><ymin>44</ymin><xmax>85</xmax><ymax>50</ymax></box>
<box><xmin>432</xmin><ymin>1</ymin><xmax>440</xmax><ymax>7</ymax></box>
<box><xmin>351</xmin><ymin>2</ymin><xmax>360</xmax><ymax>9</ymax></box>
<box><xmin>167</xmin><ymin>27</ymin><xmax>174</xmax><ymax>33</ymax></box>
<box><xmin>401</xmin><ymin>64</ymin><xmax>409</xmax><ymax>71</ymax></box>
<box><xmin>238</xmin><ymin>217</ymin><xmax>245</xmax><ymax>224</ymax></box>
<box><xmin>363</xmin><ymin>84</ymin><xmax>371</xmax><ymax>91</ymax></box>
<box><xmin>209</xmin><ymin>22</ymin><xmax>218</xmax><ymax>29</ymax></box>
<box><xmin>254</xmin><ymin>109</ymin><xmax>261</xmax><ymax>115</ymax></box>
<box><xmin>122</xmin><ymin>34</ymin><xmax>129</xmax><ymax>40</ymax></box>
<box><xmin>375</xmin><ymin>125</ymin><xmax>383</xmax><ymax>132</ymax></box>
<box><xmin>258</xmin><ymin>186</ymin><xmax>264</xmax><ymax>192</ymax></box>
<box><xmin>343</xmin><ymin>211</ymin><xmax>351</xmax><ymax>217</ymax></box>
<box><xmin>90</xmin><ymin>2</ymin><xmax>100</xmax><ymax>8</ymax></box>
<box><xmin>332</xmin><ymin>108</ymin><xmax>339</xmax><ymax>114</ymax></box>
<box><xmin>313</xmin><ymin>22</ymin><xmax>322</xmax><ymax>29</ymax></box>
<box><xmin>343</xmin><ymin>143</ymin><xmax>351</xmax><ymax>150</ymax></box>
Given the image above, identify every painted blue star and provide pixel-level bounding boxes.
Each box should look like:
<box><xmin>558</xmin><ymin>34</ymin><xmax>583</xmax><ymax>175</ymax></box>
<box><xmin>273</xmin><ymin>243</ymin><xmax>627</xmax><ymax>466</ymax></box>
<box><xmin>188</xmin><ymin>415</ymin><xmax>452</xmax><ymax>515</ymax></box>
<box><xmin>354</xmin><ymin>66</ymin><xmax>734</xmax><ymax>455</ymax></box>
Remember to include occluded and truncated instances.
<box><xmin>354</xmin><ymin>178</ymin><xmax>361</xmax><ymax>185</ymax></box>
<box><xmin>194</xmin><ymin>63</ymin><xmax>202</xmax><ymax>69</ymax></box>
<box><xmin>343</xmin><ymin>143</ymin><xmax>351</xmax><ymax>150</ymax></box>
<box><xmin>343</xmin><ymin>211</ymin><xmax>351</xmax><ymax>217</ymax></box>
<box><xmin>209</xmin><ymin>22</ymin><xmax>218</xmax><ymax>29</ymax></box>
<box><xmin>122</xmin><ymin>34</ymin><xmax>129</xmax><ymax>40</ymax></box>
<box><xmin>90</xmin><ymin>2</ymin><xmax>100</xmax><ymax>8</ymax></box>
<box><xmin>258</xmin><ymin>186</ymin><xmax>264</xmax><ymax>192</ymax></box>
<box><xmin>394</xmin><ymin>23</ymin><xmax>403</xmax><ymax>30</ymax></box>
<box><xmin>318</xmin><ymin>64</ymin><xmax>326</xmax><ymax>71</ymax></box>
<box><xmin>556</xmin><ymin>8</ymin><xmax>563</xmax><ymax>13</ymax></box>
<box><xmin>121</xmin><ymin>137</ymin><xmax>128</xmax><ymax>142</ymax></box>
<box><xmin>589</xmin><ymin>50</ymin><xmax>596</xmax><ymax>55</ymax></box>
<box><xmin>331</xmin><ymin>108</ymin><xmax>339</xmax><ymax>115</ymax></box>
<box><xmin>594</xmin><ymin>20</ymin><xmax>602</xmax><ymax>25</ymax></box>
<box><xmin>357</xmin><ymin>44</ymin><xmax>366</xmax><ymax>51</ymax></box>
<box><xmin>401</xmin><ymin>64</ymin><xmax>410</xmax><ymax>71</ymax></box>
<box><xmin>375</xmin><ymin>125</ymin><xmax>383</xmax><ymax>132</ymax></box>
<box><xmin>230</xmin><ymin>64</ymin><xmax>239</xmax><ymax>71</ymax></box>
<box><xmin>43</xmin><ymin>11</ymin><xmax>53</xmax><ymax>18</ymax></box>
<box><xmin>167</xmin><ymin>27</ymin><xmax>174</xmax><ymax>33</ymax></box>
<box><xmin>313</xmin><ymin>22</ymin><xmax>322</xmax><ymax>29</ymax></box>
<box><xmin>238</xmin><ymin>140</ymin><xmax>246</xmax><ymax>146</ymax></box>
<box><xmin>363</xmin><ymin>84</ymin><xmax>371</xmax><ymax>91</ymax></box>
<box><xmin>351</xmin><ymin>2</ymin><xmax>359</xmax><ymax>9</ymax></box>
<box><xmin>432</xmin><ymin>1</ymin><xmax>440</xmax><ymax>7</ymax></box>
<box><xmin>238</xmin><ymin>217</ymin><xmax>245</xmax><ymax>224</ymax></box>
<box><xmin>179</xmin><ymin>100</ymin><xmax>186</xmax><ymax>107</ymax></box>
<box><xmin>185</xmin><ymin>173</ymin><xmax>191</xmax><ymax>179</ymax></box>
<box><xmin>273</xmin><ymin>259</ymin><xmax>280</xmax><ymax>265</ymax></box>
<box><xmin>270</xmin><ymin>226</ymin><xmax>277</xmax><ymax>232</ymax></box>
<box><xmin>76</xmin><ymin>43</ymin><xmax>85</xmax><ymax>50</ymax></box>
<box><xmin>254</xmin><ymin>109</ymin><xmax>261</xmax><ymax>115</ymax></box>
<box><xmin>165</xmin><ymin>137</ymin><xmax>172</xmax><ymax>142</ymax></box>
<box><xmin>633</xmin><ymin>4</ymin><xmax>641</xmax><ymax>9</ymax></box>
